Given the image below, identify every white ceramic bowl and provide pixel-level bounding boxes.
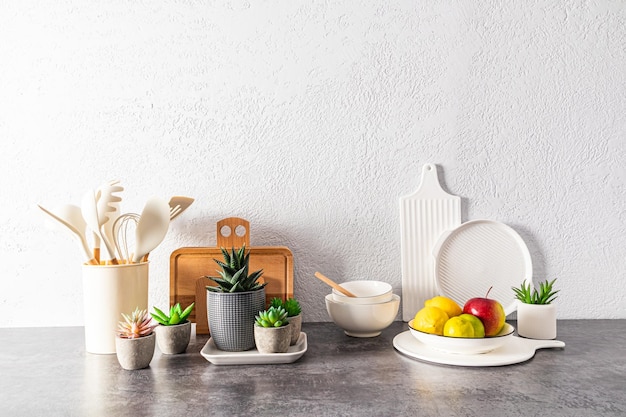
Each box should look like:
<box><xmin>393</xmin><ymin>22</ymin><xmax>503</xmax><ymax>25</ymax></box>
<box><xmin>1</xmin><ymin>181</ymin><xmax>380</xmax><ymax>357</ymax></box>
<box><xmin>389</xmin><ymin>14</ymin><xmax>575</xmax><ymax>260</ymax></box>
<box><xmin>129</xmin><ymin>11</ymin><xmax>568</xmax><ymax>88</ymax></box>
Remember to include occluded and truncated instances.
<box><xmin>331</xmin><ymin>280</ymin><xmax>393</xmax><ymax>304</ymax></box>
<box><xmin>408</xmin><ymin>320</ymin><xmax>515</xmax><ymax>355</ymax></box>
<box><xmin>325</xmin><ymin>293</ymin><xmax>400</xmax><ymax>337</ymax></box>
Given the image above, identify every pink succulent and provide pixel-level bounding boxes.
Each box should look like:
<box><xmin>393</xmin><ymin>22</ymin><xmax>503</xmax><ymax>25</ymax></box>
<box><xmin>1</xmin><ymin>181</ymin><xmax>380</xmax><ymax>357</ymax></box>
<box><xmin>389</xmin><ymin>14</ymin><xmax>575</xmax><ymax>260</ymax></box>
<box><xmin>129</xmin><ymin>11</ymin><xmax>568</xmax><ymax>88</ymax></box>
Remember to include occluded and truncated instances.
<box><xmin>117</xmin><ymin>307</ymin><xmax>158</xmax><ymax>339</ymax></box>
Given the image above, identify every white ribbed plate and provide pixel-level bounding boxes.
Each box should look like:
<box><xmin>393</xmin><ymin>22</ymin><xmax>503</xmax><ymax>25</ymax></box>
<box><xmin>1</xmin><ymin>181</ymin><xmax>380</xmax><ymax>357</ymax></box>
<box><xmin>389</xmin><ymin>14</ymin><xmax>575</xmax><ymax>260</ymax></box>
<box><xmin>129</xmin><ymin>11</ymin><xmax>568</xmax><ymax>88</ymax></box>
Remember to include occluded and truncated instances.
<box><xmin>432</xmin><ymin>219</ymin><xmax>532</xmax><ymax>316</ymax></box>
<box><xmin>400</xmin><ymin>164</ymin><xmax>461</xmax><ymax>321</ymax></box>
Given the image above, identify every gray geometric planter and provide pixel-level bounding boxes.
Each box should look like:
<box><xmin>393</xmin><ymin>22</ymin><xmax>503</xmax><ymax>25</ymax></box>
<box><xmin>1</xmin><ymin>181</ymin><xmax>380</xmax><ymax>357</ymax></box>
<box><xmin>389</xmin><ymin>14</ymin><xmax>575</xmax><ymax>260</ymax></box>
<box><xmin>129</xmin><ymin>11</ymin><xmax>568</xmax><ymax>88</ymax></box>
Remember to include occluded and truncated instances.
<box><xmin>207</xmin><ymin>288</ymin><xmax>266</xmax><ymax>352</ymax></box>
<box><xmin>115</xmin><ymin>333</ymin><xmax>155</xmax><ymax>370</ymax></box>
<box><xmin>288</xmin><ymin>314</ymin><xmax>302</xmax><ymax>345</ymax></box>
<box><xmin>156</xmin><ymin>321</ymin><xmax>191</xmax><ymax>354</ymax></box>
<box><xmin>254</xmin><ymin>323</ymin><xmax>292</xmax><ymax>353</ymax></box>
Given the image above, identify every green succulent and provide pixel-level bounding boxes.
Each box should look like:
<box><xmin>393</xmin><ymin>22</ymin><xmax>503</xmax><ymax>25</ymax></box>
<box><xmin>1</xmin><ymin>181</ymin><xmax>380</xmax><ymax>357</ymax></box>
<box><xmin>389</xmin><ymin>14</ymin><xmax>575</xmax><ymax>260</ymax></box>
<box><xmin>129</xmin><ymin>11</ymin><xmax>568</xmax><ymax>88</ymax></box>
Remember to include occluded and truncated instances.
<box><xmin>151</xmin><ymin>302</ymin><xmax>195</xmax><ymax>326</ymax></box>
<box><xmin>284</xmin><ymin>298</ymin><xmax>302</xmax><ymax>317</ymax></box>
<box><xmin>205</xmin><ymin>245</ymin><xmax>266</xmax><ymax>293</ymax></box>
<box><xmin>255</xmin><ymin>306</ymin><xmax>289</xmax><ymax>328</ymax></box>
<box><xmin>270</xmin><ymin>297</ymin><xmax>302</xmax><ymax>317</ymax></box>
<box><xmin>512</xmin><ymin>278</ymin><xmax>559</xmax><ymax>305</ymax></box>
<box><xmin>269</xmin><ymin>297</ymin><xmax>283</xmax><ymax>309</ymax></box>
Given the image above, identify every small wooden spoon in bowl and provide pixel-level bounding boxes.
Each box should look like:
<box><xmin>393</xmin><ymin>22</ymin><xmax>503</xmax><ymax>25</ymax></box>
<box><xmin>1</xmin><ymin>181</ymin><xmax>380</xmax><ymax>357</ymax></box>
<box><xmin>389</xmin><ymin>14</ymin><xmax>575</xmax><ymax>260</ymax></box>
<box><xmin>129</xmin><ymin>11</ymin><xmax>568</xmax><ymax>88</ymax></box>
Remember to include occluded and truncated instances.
<box><xmin>314</xmin><ymin>272</ymin><xmax>357</xmax><ymax>297</ymax></box>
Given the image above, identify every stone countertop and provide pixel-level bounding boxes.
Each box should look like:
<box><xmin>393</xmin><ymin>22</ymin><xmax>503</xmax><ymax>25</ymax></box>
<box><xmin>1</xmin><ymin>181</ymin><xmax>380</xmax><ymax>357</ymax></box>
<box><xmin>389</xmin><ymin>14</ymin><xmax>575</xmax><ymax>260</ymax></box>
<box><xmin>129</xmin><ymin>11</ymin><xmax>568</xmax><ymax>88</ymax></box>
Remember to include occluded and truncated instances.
<box><xmin>1</xmin><ymin>320</ymin><xmax>625</xmax><ymax>417</ymax></box>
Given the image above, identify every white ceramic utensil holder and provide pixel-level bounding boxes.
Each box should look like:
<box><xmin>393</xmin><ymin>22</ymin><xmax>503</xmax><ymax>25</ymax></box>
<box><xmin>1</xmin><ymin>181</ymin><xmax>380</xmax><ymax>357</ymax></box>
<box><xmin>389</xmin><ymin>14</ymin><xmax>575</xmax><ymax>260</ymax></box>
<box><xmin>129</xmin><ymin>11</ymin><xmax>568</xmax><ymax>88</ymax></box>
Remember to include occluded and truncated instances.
<box><xmin>82</xmin><ymin>263</ymin><xmax>149</xmax><ymax>354</ymax></box>
<box><xmin>516</xmin><ymin>301</ymin><xmax>557</xmax><ymax>340</ymax></box>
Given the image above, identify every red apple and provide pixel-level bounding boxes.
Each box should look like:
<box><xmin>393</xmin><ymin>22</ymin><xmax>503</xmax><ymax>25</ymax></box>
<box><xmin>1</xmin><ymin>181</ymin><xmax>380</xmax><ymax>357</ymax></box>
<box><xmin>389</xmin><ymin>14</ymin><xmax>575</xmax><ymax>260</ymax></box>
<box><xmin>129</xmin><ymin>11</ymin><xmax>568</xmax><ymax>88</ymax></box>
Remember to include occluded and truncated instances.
<box><xmin>462</xmin><ymin>287</ymin><xmax>506</xmax><ymax>336</ymax></box>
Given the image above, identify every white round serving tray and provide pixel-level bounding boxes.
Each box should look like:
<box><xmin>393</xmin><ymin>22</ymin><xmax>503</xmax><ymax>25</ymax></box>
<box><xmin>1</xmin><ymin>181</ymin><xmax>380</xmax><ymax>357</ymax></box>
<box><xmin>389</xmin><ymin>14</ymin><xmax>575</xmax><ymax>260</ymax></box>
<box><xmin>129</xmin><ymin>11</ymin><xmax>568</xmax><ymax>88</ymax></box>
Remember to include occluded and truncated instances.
<box><xmin>432</xmin><ymin>219</ymin><xmax>533</xmax><ymax>316</ymax></box>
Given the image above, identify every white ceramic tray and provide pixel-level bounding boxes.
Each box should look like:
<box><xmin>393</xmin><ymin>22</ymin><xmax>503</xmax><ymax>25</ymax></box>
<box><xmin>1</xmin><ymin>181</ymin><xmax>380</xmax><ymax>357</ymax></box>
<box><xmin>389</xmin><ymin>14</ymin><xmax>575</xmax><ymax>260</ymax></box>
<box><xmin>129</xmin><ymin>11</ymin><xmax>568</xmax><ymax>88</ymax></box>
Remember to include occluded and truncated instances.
<box><xmin>201</xmin><ymin>332</ymin><xmax>307</xmax><ymax>365</ymax></box>
<box><xmin>393</xmin><ymin>331</ymin><xmax>564</xmax><ymax>367</ymax></box>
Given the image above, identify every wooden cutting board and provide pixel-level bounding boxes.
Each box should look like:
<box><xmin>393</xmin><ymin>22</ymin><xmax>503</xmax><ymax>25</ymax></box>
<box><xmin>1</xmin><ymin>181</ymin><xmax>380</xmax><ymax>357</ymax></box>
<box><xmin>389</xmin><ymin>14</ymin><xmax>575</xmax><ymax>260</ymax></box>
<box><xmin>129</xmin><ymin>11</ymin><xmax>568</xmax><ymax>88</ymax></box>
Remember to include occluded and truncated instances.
<box><xmin>170</xmin><ymin>217</ymin><xmax>294</xmax><ymax>334</ymax></box>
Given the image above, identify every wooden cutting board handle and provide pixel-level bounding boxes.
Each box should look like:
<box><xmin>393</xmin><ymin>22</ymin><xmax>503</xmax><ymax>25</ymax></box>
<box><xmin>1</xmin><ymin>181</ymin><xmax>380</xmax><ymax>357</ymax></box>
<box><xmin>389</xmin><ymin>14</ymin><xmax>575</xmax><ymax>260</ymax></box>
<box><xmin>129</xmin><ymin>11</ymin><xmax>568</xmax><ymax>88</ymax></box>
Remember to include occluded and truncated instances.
<box><xmin>195</xmin><ymin>277</ymin><xmax>212</xmax><ymax>335</ymax></box>
<box><xmin>216</xmin><ymin>217</ymin><xmax>250</xmax><ymax>248</ymax></box>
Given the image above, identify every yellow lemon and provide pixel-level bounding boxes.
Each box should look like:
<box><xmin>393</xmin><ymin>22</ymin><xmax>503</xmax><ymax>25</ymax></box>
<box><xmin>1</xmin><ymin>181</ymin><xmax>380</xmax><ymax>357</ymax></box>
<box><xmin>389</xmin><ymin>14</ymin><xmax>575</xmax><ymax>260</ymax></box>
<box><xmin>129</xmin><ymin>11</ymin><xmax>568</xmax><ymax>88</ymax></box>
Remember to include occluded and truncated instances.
<box><xmin>443</xmin><ymin>314</ymin><xmax>484</xmax><ymax>338</ymax></box>
<box><xmin>413</xmin><ymin>306</ymin><xmax>449</xmax><ymax>335</ymax></box>
<box><xmin>458</xmin><ymin>313</ymin><xmax>485</xmax><ymax>338</ymax></box>
<box><xmin>424</xmin><ymin>296</ymin><xmax>462</xmax><ymax>318</ymax></box>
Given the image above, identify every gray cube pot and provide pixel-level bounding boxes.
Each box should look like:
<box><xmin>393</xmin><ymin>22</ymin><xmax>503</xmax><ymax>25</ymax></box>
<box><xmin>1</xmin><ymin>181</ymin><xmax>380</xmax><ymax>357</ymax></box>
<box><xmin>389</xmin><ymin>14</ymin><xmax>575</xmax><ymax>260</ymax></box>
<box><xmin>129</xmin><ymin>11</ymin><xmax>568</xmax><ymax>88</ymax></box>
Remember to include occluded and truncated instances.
<box><xmin>115</xmin><ymin>333</ymin><xmax>155</xmax><ymax>370</ymax></box>
<box><xmin>254</xmin><ymin>323</ymin><xmax>292</xmax><ymax>353</ymax></box>
<box><xmin>288</xmin><ymin>314</ymin><xmax>302</xmax><ymax>345</ymax></box>
<box><xmin>156</xmin><ymin>321</ymin><xmax>191</xmax><ymax>354</ymax></box>
<box><xmin>208</xmin><ymin>288</ymin><xmax>266</xmax><ymax>352</ymax></box>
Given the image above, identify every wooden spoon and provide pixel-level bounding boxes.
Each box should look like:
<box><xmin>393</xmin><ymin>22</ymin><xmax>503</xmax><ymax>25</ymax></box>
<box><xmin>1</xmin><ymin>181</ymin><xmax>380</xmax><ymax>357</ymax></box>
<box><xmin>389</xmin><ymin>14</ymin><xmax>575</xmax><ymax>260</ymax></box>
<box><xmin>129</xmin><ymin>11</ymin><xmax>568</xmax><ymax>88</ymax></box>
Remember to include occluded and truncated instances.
<box><xmin>314</xmin><ymin>272</ymin><xmax>357</xmax><ymax>297</ymax></box>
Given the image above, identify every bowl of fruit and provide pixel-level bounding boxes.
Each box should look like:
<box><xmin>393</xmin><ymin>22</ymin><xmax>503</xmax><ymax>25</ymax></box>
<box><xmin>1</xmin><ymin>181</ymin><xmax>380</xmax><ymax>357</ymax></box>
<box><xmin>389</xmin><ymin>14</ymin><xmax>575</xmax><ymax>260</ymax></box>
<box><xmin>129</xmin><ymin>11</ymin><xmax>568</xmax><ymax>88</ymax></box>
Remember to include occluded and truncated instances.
<box><xmin>408</xmin><ymin>289</ymin><xmax>515</xmax><ymax>355</ymax></box>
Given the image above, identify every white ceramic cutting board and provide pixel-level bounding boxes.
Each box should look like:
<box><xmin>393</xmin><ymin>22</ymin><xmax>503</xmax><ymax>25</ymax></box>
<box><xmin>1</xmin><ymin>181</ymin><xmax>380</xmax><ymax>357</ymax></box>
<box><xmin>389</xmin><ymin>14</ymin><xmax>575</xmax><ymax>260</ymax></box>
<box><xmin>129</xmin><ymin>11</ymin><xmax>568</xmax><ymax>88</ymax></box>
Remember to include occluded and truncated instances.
<box><xmin>400</xmin><ymin>164</ymin><xmax>461</xmax><ymax>321</ymax></box>
<box><xmin>393</xmin><ymin>331</ymin><xmax>565</xmax><ymax>367</ymax></box>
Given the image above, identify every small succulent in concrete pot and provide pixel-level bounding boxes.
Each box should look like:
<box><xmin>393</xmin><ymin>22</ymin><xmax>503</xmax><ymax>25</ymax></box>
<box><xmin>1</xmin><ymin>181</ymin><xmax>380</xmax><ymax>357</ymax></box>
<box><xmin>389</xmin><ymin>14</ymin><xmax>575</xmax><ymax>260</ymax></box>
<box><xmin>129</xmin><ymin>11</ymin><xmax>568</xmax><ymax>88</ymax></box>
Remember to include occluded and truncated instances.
<box><xmin>254</xmin><ymin>306</ymin><xmax>291</xmax><ymax>353</ymax></box>
<box><xmin>151</xmin><ymin>302</ymin><xmax>195</xmax><ymax>354</ymax></box>
<box><xmin>270</xmin><ymin>297</ymin><xmax>302</xmax><ymax>345</ymax></box>
<box><xmin>512</xmin><ymin>278</ymin><xmax>559</xmax><ymax>340</ymax></box>
<box><xmin>115</xmin><ymin>307</ymin><xmax>158</xmax><ymax>370</ymax></box>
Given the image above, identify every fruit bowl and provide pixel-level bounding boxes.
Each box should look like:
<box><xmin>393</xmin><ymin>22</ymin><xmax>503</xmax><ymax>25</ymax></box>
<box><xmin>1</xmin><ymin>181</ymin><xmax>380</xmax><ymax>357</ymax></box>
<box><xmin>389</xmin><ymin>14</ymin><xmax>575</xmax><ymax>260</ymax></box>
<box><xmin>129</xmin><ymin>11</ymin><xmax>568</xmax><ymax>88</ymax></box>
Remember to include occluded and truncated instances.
<box><xmin>331</xmin><ymin>280</ymin><xmax>393</xmax><ymax>305</ymax></box>
<box><xmin>408</xmin><ymin>320</ymin><xmax>515</xmax><ymax>355</ymax></box>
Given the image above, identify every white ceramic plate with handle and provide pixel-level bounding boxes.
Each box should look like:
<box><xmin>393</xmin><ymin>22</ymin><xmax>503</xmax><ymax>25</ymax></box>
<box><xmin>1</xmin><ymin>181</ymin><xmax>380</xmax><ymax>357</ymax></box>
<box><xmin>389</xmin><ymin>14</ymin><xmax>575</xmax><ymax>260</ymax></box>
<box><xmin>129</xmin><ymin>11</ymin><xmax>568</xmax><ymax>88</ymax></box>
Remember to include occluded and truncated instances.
<box><xmin>393</xmin><ymin>330</ymin><xmax>565</xmax><ymax>367</ymax></box>
<box><xmin>432</xmin><ymin>219</ymin><xmax>533</xmax><ymax>316</ymax></box>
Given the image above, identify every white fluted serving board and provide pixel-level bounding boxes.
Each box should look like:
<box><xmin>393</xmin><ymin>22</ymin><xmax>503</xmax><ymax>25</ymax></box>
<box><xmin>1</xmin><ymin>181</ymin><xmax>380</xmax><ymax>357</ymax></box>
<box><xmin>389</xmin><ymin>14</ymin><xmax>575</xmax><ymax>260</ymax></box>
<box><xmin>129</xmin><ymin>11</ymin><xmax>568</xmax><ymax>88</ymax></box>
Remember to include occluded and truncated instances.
<box><xmin>400</xmin><ymin>163</ymin><xmax>461</xmax><ymax>321</ymax></box>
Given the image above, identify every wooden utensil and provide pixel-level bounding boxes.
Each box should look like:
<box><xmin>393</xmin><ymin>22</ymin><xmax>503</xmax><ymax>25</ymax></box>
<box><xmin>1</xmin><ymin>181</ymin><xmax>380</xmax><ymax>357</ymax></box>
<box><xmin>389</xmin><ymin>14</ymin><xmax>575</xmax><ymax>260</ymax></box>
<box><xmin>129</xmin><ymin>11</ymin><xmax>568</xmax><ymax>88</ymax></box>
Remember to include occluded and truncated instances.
<box><xmin>314</xmin><ymin>272</ymin><xmax>357</xmax><ymax>297</ymax></box>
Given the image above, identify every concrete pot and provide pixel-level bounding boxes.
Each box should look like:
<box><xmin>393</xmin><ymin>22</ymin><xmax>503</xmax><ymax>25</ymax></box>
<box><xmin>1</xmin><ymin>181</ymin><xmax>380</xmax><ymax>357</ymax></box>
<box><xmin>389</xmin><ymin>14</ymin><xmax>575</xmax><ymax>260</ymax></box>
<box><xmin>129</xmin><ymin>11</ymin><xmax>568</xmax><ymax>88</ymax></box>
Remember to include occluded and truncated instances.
<box><xmin>115</xmin><ymin>333</ymin><xmax>155</xmax><ymax>370</ymax></box>
<box><xmin>156</xmin><ymin>321</ymin><xmax>191</xmax><ymax>354</ymax></box>
<box><xmin>207</xmin><ymin>288</ymin><xmax>266</xmax><ymax>352</ymax></box>
<box><xmin>254</xmin><ymin>323</ymin><xmax>292</xmax><ymax>353</ymax></box>
<box><xmin>288</xmin><ymin>314</ymin><xmax>302</xmax><ymax>345</ymax></box>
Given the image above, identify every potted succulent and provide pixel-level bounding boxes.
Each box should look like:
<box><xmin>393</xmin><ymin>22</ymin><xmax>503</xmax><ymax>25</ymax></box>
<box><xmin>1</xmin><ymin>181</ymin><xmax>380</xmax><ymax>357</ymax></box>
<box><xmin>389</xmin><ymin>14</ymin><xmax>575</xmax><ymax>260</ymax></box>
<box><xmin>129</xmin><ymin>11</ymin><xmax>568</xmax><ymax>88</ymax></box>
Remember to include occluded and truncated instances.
<box><xmin>151</xmin><ymin>302</ymin><xmax>195</xmax><ymax>354</ymax></box>
<box><xmin>254</xmin><ymin>306</ymin><xmax>292</xmax><ymax>353</ymax></box>
<box><xmin>204</xmin><ymin>245</ymin><xmax>267</xmax><ymax>351</ymax></box>
<box><xmin>512</xmin><ymin>278</ymin><xmax>560</xmax><ymax>339</ymax></box>
<box><xmin>115</xmin><ymin>307</ymin><xmax>158</xmax><ymax>370</ymax></box>
<box><xmin>270</xmin><ymin>297</ymin><xmax>302</xmax><ymax>345</ymax></box>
